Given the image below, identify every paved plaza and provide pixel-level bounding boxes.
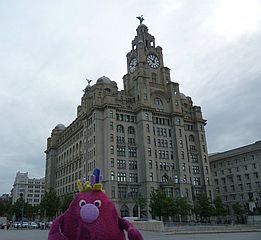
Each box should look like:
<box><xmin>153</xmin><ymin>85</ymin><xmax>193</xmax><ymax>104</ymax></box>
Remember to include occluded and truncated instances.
<box><xmin>0</xmin><ymin>229</ymin><xmax>261</xmax><ymax>240</ymax></box>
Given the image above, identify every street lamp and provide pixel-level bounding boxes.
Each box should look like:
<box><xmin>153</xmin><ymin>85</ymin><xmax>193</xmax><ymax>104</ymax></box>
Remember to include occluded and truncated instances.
<box><xmin>19</xmin><ymin>193</ymin><xmax>24</xmax><ymax>228</ymax></box>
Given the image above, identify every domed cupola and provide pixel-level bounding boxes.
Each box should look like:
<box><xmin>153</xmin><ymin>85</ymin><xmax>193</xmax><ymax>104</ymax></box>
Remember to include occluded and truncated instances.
<box><xmin>96</xmin><ymin>76</ymin><xmax>112</xmax><ymax>84</ymax></box>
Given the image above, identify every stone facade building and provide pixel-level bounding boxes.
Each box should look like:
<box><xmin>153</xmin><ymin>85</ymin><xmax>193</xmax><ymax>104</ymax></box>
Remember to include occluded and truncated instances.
<box><xmin>11</xmin><ymin>171</ymin><xmax>45</xmax><ymax>206</ymax></box>
<box><xmin>0</xmin><ymin>194</ymin><xmax>11</xmax><ymax>203</ymax></box>
<box><xmin>45</xmin><ymin>22</ymin><xmax>213</xmax><ymax>218</ymax></box>
<box><xmin>209</xmin><ymin>141</ymin><xmax>261</xmax><ymax>211</ymax></box>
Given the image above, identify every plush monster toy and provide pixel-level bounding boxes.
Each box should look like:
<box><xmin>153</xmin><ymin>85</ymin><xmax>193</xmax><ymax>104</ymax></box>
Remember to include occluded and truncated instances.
<box><xmin>48</xmin><ymin>169</ymin><xmax>144</xmax><ymax>240</ymax></box>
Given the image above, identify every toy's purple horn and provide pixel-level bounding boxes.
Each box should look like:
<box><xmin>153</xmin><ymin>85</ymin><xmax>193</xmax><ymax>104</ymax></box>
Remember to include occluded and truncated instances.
<box><xmin>93</xmin><ymin>168</ymin><xmax>100</xmax><ymax>183</ymax></box>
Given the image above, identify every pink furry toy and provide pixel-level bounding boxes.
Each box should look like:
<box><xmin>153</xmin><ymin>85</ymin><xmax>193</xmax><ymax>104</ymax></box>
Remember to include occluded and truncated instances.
<box><xmin>48</xmin><ymin>169</ymin><xmax>144</xmax><ymax>240</ymax></box>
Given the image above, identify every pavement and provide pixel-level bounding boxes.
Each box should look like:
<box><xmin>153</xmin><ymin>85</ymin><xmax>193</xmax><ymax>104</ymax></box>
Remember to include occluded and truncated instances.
<box><xmin>0</xmin><ymin>229</ymin><xmax>261</xmax><ymax>240</ymax></box>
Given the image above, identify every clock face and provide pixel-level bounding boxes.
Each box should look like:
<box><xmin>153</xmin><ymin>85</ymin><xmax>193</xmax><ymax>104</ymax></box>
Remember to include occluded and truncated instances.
<box><xmin>147</xmin><ymin>54</ymin><xmax>160</xmax><ymax>69</ymax></box>
<box><xmin>129</xmin><ymin>58</ymin><xmax>138</xmax><ymax>73</ymax></box>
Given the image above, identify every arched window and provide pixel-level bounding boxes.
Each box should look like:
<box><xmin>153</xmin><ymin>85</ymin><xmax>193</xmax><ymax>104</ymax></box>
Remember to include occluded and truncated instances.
<box><xmin>189</xmin><ymin>135</ymin><xmax>195</xmax><ymax>142</ymax></box>
<box><xmin>111</xmin><ymin>171</ymin><xmax>115</xmax><ymax>181</ymax></box>
<box><xmin>133</xmin><ymin>205</ymin><xmax>138</xmax><ymax>217</ymax></box>
<box><xmin>120</xmin><ymin>205</ymin><xmax>129</xmax><ymax>217</ymax></box>
<box><xmin>128</xmin><ymin>126</ymin><xmax>135</xmax><ymax>135</ymax></box>
<box><xmin>161</xmin><ymin>174</ymin><xmax>169</xmax><ymax>182</ymax></box>
<box><xmin>117</xmin><ymin>125</ymin><xmax>124</xmax><ymax>133</ymax></box>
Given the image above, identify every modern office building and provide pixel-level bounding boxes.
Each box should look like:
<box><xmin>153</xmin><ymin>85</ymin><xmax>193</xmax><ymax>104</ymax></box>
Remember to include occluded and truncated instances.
<box><xmin>45</xmin><ymin>21</ymin><xmax>213</xmax><ymax>217</ymax></box>
<box><xmin>209</xmin><ymin>141</ymin><xmax>261</xmax><ymax>211</ymax></box>
<box><xmin>11</xmin><ymin>171</ymin><xmax>45</xmax><ymax>206</ymax></box>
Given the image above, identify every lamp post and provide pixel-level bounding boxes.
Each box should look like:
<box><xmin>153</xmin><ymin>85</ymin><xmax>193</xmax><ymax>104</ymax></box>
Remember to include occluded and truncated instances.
<box><xmin>19</xmin><ymin>193</ymin><xmax>24</xmax><ymax>228</ymax></box>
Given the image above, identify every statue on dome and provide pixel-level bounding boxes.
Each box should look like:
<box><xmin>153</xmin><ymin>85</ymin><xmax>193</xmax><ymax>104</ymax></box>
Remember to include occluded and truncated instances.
<box><xmin>136</xmin><ymin>15</ymin><xmax>144</xmax><ymax>24</ymax></box>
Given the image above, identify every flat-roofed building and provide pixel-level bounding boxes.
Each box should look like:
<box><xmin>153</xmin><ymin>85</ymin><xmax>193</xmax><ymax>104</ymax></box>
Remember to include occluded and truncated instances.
<box><xmin>11</xmin><ymin>171</ymin><xmax>45</xmax><ymax>206</ymax></box>
<box><xmin>209</xmin><ymin>141</ymin><xmax>261</xmax><ymax>211</ymax></box>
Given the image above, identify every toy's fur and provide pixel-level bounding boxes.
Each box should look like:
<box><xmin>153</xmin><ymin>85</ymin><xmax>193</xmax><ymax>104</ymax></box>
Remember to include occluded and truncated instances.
<box><xmin>48</xmin><ymin>188</ymin><xmax>143</xmax><ymax>240</ymax></box>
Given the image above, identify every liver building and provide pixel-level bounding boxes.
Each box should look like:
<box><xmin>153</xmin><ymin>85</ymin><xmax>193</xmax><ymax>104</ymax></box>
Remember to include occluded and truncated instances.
<box><xmin>45</xmin><ymin>20</ymin><xmax>213</xmax><ymax>218</ymax></box>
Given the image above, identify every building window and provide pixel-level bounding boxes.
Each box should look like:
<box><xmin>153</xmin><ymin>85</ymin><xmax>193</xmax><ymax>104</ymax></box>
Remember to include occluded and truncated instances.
<box><xmin>117</xmin><ymin>146</ymin><xmax>126</xmax><ymax>156</ymax></box>
<box><xmin>193</xmin><ymin>177</ymin><xmax>200</xmax><ymax>186</ymax></box>
<box><xmin>202</xmin><ymin>145</ymin><xmax>206</xmax><ymax>152</ymax></box>
<box><xmin>150</xmin><ymin>172</ymin><xmax>153</xmax><ymax>182</ymax></box>
<box><xmin>129</xmin><ymin>160</ymin><xmax>137</xmax><ymax>170</ymax></box>
<box><xmin>189</xmin><ymin>135</ymin><xmax>195</xmax><ymax>142</ymax></box>
<box><xmin>109</xmin><ymin>110</ymin><xmax>113</xmax><ymax>118</ymax></box>
<box><xmin>145</xmin><ymin>113</ymin><xmax>149</xmax><ymax>120</ymax></box>
<box><xmin>154</xmin><ymin>97</ymin><xmax>163</xmax><ymax>106</ymax></box>
<box><xmin>110</xmin><ymin>134</ymin><xmax>114</xmax><ymax>142</ymax></box>
<box><xmin>161</xmin><ymin>175</ymin><xmax>168</xmax><ymax>182</ymax></box>
<box><xmin>111</xmin><ymin>186</ymin><xmax>115</xmax><ymax>198</ymax></box>
<box><xmin>179</xmin><ymin>140</ymin><xmax>183</xmax><ymax>148</ymax></box>
<box><xmin>110</xmin><ymin>146</ymin><xmax>114</xmax><ymax>154</ymax></box>
<box><xmin>117</xmin><ymin>136</ymin><xmax>125</xmax><ymax>144</ymax></box>
<box><xmin>128</xmin><ymin>126</ymin><xmax>135</xmax><ymax>135</ymax></box>
<box><xmin>190</xmin><ymin>145</ymin><xmax>196</xmax><ymax>151</ymax></box>
<box><xmin>118</xmin><ymin>187</ymin><xmax>127</xmax><ymax>199</ymax></box>
<box><xmin>111</xmin><ymin>171</ymin><xmax>115</xmax><ymax>181</ymax></box>
<box><xmin>117</xmin><ymin>172</ymin><xmax>126</xmax><ymax>182</ymax></box>
<box><xmin>128</xmin><ymin>148</ymin><xmax>137</xmax><ymax>157</ymax></box>
<box><xmin>149</xmin><ymin>160</ymin><xmax>152</xmax><ymax>169</ymax></box>
<box><xmin>110</xmin><ymin>158</ymin><xmax>114</xmax><ymax>167</ymax></box>
<box><xmin>117</xmin><ymin>125</ymin><xmax>124</xmax><ymax>133</ymax></box>
<box><xmin>182</xmin><ymin>163</ymin><xmax>186</xmax><ymax>171</ymax></box>
<box><xmin>147</xmin><ymin>136</ymin><xmax>151</xmax><ymax>144</ymax></box>
<box><xmin>192</xmin><ymin>166</ymin><xmax>200</xmax><ymax>174</ymax></box>
<box><xmin>117</xmin><ymin>160</ymin><xmax>126</xmax><ymax>169</ymax></box>
<box><xmin>146</xmin><ymin>124</ymin><xmax>150</xmax><ymax>133</ymax></box>
<box><xmin>206</xmin><ymin>177</ymin><xmax>210</xmax><ymax>185</ymax></box>
<box><xmin>128</xmin><ymin>137</ymin><xmax>135</xmax><ymax>144</ymax></box>
<box><xmin>129</xmin><ymin>173</ymin><xmax>138</xmax><ymax>183</ymax></box>
<box><xmin>148</xmin><ymin>148</ymin><xmax>152</xmax><ymax>156</ymax></box>
<box><xmin>191</xmin><ymin>154</ymin><xmax>198</xmax><ymax>163</ymax></box>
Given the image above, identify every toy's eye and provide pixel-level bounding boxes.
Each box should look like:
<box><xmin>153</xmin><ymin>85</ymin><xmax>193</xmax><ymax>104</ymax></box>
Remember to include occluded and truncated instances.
<box><xmin>79</xmin><ymin>200</ymin><xmax>86</xmax><ymax>207</ymax></box>
<box><xmin>94</xmin><ymin>200</ymin><xmax>101</xmax><ymax>208</ymax></box>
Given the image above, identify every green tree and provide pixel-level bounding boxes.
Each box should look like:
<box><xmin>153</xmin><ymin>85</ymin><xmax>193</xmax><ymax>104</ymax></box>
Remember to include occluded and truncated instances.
<box><xmin>194</xmin><ymin>194</ymin><xmax>215</xmax><ymax>221</ymax></box>
<box><xmin>0</xmin><ymin>200</ymin><xmax>12</xmax><ymax>219</ymax></box>
<box><xmin>60</xmin><ymin>193</ymin><xmax>74</xmax><ymax>212</ymax></box>
<box><xmin>174</xmin><ymin>197</ymin><xmax>192</xmax><ymax>222</ymax></box>
<box><xmin>232</xmin><ymin>202</ymin><xmax>245</xmax><ymax>223</ymax></box>
<box><xmin>40</xmin><ymin>188</ymin><xmax>60</xmax><ymax>220</ymax></box>
<box><xmin>213</xmin><ymin>196</ymin><xmax>227</xmax><ymax>217</ymax></box>
<box><xmin>149</xmin><ymin>190</ymin><xmax>173</xmax><ymax>220</ymax></box>
<box><xmin>12</xmin><ymin>197</ymin><xmax>25</xmax><ymax>220</ymax></box>
<box><xmin>232</xmin><ymin>202</ymin><xmax>243</xmax><ymax>215</ymax></box>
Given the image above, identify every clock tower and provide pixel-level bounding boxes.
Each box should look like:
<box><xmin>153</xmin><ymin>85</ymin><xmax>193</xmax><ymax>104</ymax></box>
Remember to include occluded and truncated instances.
<box><xmin>123</xmin><ymin>21</ymin><xmax>171</xmax><ymax>107</ymax></box>
<box><xmin>46</xmin><ymin>18</ymin><xmax>213</xmax><ymax>220</ymax></box>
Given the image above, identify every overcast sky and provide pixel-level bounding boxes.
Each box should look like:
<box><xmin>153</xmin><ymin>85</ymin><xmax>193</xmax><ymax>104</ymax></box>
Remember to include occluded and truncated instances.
<box><xmin>0</xmin><ymin>0</ymin><xmax>261</xmax><ymax>194</ymax></box>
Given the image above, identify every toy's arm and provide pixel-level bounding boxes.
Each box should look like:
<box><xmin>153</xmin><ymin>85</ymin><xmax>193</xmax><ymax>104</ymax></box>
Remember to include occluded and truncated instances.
<box><xmin>118</xmin><ymin>217</ymin><xmax>144</xmax><ymax>240</ymax></box>
<box><xmin>48</xmin><ymin>214</ymin><xmax>68</xmax><ymax>240</ymax></box>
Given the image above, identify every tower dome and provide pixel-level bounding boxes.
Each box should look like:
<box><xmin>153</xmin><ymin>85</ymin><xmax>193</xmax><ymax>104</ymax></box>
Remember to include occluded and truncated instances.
<box><xmin>55</xmin><ymin>124</ymin><xmax>66</xmax><ymax>131</ymax></box>
<box><xmin>96</xmin><ymin>76</ymin><xmax>112</xmax><ymax>84</ymax></box>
